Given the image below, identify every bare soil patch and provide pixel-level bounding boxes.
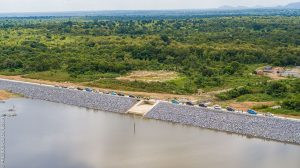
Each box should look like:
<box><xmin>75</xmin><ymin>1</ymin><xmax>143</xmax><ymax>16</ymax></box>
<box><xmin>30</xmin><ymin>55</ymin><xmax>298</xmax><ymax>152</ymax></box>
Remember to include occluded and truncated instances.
<box><xmin>255</xmin><ymin>66</ymin><xmax>300</xmax><ymax>80</ymax></box>
<box><xmin>0</xmin><ymin>90</ymin><xmax>13</xmax><ymax>100</ymax></box>
<box><xmin>264</xmin><ymin>73</ymin><xmax>287</xmax><ymax>80</ymax></box>
<box><xmin>230</xmin><ymin>101</ymin><xmax>275</xmax><ymax>112</ymax></box>
<box><xmin>117</xmin><ymin>71</ymin><xmax>179</xmax><ymax>82</ymax></box>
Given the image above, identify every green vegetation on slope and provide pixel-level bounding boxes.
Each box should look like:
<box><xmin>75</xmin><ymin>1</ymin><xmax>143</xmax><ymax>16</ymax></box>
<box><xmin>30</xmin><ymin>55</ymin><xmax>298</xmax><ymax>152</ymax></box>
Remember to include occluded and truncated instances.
<box><xmin>218</xmin><ymin>79</ymin><xmax>300</xmax><ymax>116</ymax></box>
<box><xmin>0</xmin><ymin>15</ymin><xmax>299</xmax><ymax>116</ymax></box>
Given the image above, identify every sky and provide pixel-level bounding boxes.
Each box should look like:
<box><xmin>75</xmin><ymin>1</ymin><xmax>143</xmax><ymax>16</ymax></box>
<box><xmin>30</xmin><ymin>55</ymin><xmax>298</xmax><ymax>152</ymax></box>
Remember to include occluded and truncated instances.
<box><xmin>0</xmin><ymin>0</ymin><xmax>298</xmax><ymax>13</ymax></box>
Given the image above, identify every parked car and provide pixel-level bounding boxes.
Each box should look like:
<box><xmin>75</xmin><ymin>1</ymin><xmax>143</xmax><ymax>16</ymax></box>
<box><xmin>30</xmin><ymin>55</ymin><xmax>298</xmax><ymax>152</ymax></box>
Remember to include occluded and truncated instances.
<box><xmin>226</xmin><ymin>106</ymin><xmax>235</xmax><ymax>112</ymax></box>
<box><xmin>247</xmin><ymin>109</ymin><xmax>257</xmax><ymax>115</ymax></box>
<box><xmin>129</xmin><ymin>95</ymin><xmax>135</xmax><ymax>98</ymax></box>
<box><xmin>213</xmin><ymin>105</ymin><xmax>222</xmax><ymax>110</ymax></box>
<box><xmin>117</xmin><ymin>93</ymin><xmax>125</xmax><ymax>96</ymax></box>
<box><xmin>171</xmin><ymin>99</ymin><xmax>180</xmax><ymax>105</ymax></box>
<box><xmin>199</xmin><ymin>103</ymin><xmax>208</xmax><ymax>108</ymax></box>
<box><xmin>264</xmin><ymin>112</ymin><xmax>274</xmax><ymax>117</ymax></box>
<box><xmin>186</xmin><ymin>101</ymin><xmax>194</xmax><ymax>106</ymax></box>
<box><xmin>85</xmin><ymin>88</ymin><xmax>93</xmax><ymax>92</ymax></box>
<box><xmin>110</xmin><ymin>92</ymin><xmax>117</xmax><ymax>95</ymax></box>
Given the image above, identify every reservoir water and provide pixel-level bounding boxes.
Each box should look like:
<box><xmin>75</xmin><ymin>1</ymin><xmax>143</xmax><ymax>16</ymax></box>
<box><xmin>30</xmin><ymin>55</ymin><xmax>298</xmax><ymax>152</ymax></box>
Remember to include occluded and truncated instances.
<box><xmin>1</xmin><ymin>98</ymin><xmax>300</xmax><ymax>168</ymax></box>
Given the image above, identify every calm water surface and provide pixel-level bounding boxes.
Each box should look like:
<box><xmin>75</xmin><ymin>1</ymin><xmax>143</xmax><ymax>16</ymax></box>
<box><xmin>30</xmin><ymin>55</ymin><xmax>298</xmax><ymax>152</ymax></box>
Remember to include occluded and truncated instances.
<box><xmin>1</xmin><ymin>98</ymin><xmax>300</xmax><ymax>168</ymax></box>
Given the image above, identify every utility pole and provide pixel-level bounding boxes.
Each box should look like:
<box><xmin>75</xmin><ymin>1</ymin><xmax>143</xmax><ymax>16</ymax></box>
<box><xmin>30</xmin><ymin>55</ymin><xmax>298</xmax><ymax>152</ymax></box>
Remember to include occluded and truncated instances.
<box><xmin>1</xmin><ymin>107</ymin><xmax>17</xmax><ymax>168</ymax></box>
<box><xmin>0</xmin><ymin>115</ymin><xmax>5</xmax><ymax>168</ymax></box>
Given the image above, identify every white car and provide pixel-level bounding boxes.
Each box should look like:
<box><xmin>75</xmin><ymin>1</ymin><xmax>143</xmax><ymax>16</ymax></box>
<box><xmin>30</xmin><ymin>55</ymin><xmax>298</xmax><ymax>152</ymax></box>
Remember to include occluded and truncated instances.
<box><xmin>264</xmin><ymin>112</ymin><xmax>274</xmax><ymax>117</ymax></box>
<box><xmin>213</xmin><ymin>105</ymin><xmax>222</xmax><ymax>110</ymax></box>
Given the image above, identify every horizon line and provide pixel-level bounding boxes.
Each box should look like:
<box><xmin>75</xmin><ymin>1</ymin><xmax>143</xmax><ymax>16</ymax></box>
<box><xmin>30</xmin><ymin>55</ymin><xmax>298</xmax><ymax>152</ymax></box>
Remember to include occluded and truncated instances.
<box><xmin>0</xmin><ymin>7</ymin><xmax>293</xmax><ymax>15</ymax></box>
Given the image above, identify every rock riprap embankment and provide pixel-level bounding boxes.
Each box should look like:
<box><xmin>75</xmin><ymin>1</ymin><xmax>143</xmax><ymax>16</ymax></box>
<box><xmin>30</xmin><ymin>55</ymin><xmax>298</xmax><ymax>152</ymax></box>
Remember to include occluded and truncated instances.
<box><xmin>0</xmin><ymin>79</ymin><xmax>137</xmax><ymax>113</ymax></box>
<box><xmin>146</xmin><ymin>102</ymin><xmax>300</xmax><ymax>145</ymax></box>
<box><xmin>1</xmin><ymin>78</ymin><xmax>300</xmax><ymax>145</ymax></box>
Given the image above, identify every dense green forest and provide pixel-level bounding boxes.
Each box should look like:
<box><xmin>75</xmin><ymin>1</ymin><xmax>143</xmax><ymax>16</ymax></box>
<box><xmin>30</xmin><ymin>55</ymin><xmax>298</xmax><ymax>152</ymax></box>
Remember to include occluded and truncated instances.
<box><xmin>0</xmin><ymin>14</ymin><xmax>299</xmax><ymax>115</ymax></box>
<box><xmin>1</xmin><ymin>16</ymin><xmax>299</xmax><ymax>77</ymax></box>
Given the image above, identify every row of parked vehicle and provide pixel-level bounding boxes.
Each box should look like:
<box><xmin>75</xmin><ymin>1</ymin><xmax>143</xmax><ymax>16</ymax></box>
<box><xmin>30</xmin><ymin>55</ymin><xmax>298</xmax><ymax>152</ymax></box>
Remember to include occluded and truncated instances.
<box><xmin>170</xmin><ymin>99</ymin><xmax>274</xmax><ymax>117</ymax></box>
<box><xmin>55</xmin><ymin>85</ymin><xmax>274</xmax><ymax>117</ymax></box>
<box><xmin>55</xmin><ymin>85</ymin><xmax>140</xmax><ymax>99</ymax></box>
<box><xmin>171</xmin><ymin>100</ymin><xmax>237</xmax><ymax>112</ymax></box>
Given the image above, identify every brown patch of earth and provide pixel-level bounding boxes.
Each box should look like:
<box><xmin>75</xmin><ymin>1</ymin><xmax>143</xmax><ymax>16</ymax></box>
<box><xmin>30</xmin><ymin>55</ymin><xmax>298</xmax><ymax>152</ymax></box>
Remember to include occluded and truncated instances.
<box><xmin>0</xmin><ymin>90</ymin><xmax>14</xmax><ymax>100</ymax></box>
<box><xmin>230</xmin><ymin>101</ymin><xmax>275</xmax><ymax>112</ymax></box>
<box><xmin>229</xmin><ymin>101</ymin><xmax>300</xmax><ymax>119</ymax></box>
<box><xmin>117</xmin><ymin>71</ymin><xmax>179</xmax><ymax>82</ymax></box>
<box><xmin>264</xmin><ymin>73</ymin><xmax>287</xmax><ymax>80</ymax></box>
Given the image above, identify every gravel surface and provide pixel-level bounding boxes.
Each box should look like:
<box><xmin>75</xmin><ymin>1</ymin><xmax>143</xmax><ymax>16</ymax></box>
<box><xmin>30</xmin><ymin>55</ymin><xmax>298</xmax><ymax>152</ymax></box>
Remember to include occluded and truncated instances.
<box><xmin>146</xmin><ymin>102</ymin><xmax>300</xmax><ymax>145</ymax></box>
<box><xmin>0</xmin><ymin>79</ymin><xmax>138</xmax><ymax>113</ymax></box>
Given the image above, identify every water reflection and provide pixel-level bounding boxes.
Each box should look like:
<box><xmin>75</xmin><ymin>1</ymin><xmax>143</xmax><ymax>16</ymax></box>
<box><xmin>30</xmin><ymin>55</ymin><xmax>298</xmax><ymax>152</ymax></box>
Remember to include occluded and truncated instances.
<box><xmin>1</xmin><ymin>98</ymin><xmax>300</xmax><ymax>168</ymax></box>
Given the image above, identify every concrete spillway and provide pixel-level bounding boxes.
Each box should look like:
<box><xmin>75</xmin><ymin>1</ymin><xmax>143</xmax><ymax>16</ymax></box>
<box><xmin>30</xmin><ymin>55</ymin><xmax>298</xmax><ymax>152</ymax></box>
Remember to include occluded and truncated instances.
<box><xmin>0</xmin><ymin>78</ymin><xmax>300</xmax><ymax>145</ymax></box>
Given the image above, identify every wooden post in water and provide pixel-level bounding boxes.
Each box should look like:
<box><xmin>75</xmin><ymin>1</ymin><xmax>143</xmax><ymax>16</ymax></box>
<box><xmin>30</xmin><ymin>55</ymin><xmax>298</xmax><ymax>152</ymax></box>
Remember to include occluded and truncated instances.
<box><xmin>133</xmin><ymin>115</ymin><xmax>136</xmax><ymax>135</ymax></box>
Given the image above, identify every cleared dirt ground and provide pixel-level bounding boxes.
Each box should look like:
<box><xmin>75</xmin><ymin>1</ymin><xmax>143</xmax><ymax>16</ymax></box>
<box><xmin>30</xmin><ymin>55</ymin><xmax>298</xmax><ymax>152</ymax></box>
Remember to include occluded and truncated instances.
<box><xmin>117</xmin><ymin>71</ymin><xmax>179</xmax><ymax>82</ymax></box>
<box><xmin>230</xmin><ymin>101</ymin><xmax>275</xmax><ymax>112</ymax></box>
<box><xmin>0</xmin><ymin>90</ymin><xmax>13</xmax><ymax>100</ymax></box>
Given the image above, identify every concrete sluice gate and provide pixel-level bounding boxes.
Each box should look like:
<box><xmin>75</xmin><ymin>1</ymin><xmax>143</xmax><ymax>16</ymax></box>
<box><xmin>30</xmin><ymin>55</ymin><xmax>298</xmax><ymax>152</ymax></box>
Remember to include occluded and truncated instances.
<box><xmin>0</xmin><ymin>78</ymin><xmax>300</xmax><ymax>145</ymax></box>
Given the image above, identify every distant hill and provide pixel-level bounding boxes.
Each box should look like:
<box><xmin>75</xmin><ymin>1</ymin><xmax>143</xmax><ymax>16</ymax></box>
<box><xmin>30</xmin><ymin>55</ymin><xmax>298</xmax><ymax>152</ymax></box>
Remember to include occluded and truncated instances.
<box><xmin>285</xmin><ymin>2</ymin><xmax>300</xmax><ymax>9</ymax></box>
<box><xmin>217</xmin><ymin>2</ymin><xmax>300</xmax><ymax>10</ymax></box>
<box><xmin>218</xmin><ymin>5</ymin><xmax>249</xmax><ymax>10</ymax></box>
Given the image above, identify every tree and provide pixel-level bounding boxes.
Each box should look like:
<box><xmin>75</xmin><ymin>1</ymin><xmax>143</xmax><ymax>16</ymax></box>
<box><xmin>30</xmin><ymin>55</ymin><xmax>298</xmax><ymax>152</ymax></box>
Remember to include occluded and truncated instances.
<box><xmin>282</xmin><ymin>97</ymin><xmax>300</xmax><ymax>111</ymax></box>
<box><xmin>160</xmin><ymin>34</ymin><xmax>171</xmax><ymax>45</ymax></box>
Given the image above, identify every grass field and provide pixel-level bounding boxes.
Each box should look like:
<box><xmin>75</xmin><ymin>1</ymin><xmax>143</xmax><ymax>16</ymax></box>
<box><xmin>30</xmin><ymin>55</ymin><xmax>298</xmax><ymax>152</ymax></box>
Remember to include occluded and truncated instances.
<box><xmin>24</xmin><ymin>71</ymin><xmax>120</xmax><ymax>82</ymax></box>
<box><xmin>253</xmin><ymin>105</ymin><xmax>300</xmax><ymax>117</ymax></box>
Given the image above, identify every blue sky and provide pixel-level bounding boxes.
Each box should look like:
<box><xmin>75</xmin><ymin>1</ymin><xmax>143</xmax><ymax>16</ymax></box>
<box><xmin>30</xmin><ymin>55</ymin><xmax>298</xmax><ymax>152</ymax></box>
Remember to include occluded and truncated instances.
<box><xmin>0</xmin><ymin>0</ymin><xmax>298</xmax><ymax>13</ymax></box>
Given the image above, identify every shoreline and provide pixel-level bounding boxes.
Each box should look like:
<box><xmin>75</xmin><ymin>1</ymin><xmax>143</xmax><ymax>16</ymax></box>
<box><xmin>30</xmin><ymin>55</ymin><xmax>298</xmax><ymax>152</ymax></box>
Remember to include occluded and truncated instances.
<box><xmin>0</xmin><ymin>75</ymin><xmax>298</xmax><ymax>119</ymax></box>
<box><xmin>0</xmin><ymin>90</ymin><xmax>15</xmax><ymax>100</ymax></box>
<box><xmin>0</xmin><ymin>78</ymin><xmax>299</xmax><ymax>145</ymax></box>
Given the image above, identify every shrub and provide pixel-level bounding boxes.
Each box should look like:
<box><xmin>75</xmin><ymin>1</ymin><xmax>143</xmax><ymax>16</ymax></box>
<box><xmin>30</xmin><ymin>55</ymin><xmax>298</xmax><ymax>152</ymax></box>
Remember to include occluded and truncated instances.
<box><xmin>265</xmin><ymin>81</ymin><xmax>288</xmax><ymax>97</ymax></box>
<box><xmin>217</xmin><ymin>86</ymin><xmax>252</xmax><ymax>100</ymax></box>
<box><xmin>282</xmin><ymin>98</ymin><xmax>300</xmax><ymax>111</ymax></box>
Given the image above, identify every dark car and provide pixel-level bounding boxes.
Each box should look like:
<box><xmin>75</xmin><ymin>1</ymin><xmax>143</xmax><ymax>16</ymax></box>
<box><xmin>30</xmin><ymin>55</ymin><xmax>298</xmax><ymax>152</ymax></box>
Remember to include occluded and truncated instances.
<box><xmin>129</xmin><ymin>95</ymin><xmax>135</xmax><ymax>98</ymax></box>
<box><xmin>226</xmin><ymin>106</ymin><xmax>235</xmax><ymax>112</ymax></box>
<box><xmin>199</xmin><ymin>103</ymin><xmax>208</xmax><ymax>108</ymax></box>
<box><xmin>85</xmin><ymin>88</ymin><xmax>93</xmax><ymax>92</ymax></box>
<box><xmin>117</xmin><ymin>93</ymin><xmax>125</xmax><ymax>96</ymax></box>
<box><xmin>186</xmin><ymin>101</ymin><xmax>194</xmax><ymax>106</ymax></box>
